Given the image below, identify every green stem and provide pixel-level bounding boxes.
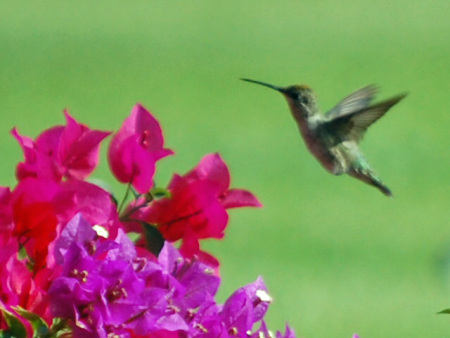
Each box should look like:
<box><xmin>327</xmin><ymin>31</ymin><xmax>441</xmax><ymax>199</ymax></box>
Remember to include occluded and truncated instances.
<box><xmin>118</xmin><ymin>182</ymin><xmax>132</xmax><ymax>215</ymax></box>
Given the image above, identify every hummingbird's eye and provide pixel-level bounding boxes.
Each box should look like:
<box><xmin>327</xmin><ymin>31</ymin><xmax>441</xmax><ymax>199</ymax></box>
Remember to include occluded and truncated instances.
<box><xmin>301</xmin><ymin>96</ymin><xmax>309</xmax><ymax>105</ymax></box>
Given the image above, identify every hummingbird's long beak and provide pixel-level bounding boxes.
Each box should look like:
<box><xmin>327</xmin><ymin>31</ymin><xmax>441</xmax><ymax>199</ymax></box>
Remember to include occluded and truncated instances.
<box><xmin>240</xmin><ymin>78</ymin><xmax>285</xmax><ymax>93</ymax></box>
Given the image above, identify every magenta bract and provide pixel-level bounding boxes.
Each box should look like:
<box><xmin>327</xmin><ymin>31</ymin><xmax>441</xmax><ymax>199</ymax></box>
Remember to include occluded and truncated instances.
<box><xmin>139</xmin><ymin>153</ymin><xmax>261</xmax><ymax>263</ymax></box>
<box><xmin>12</xmin><ymin>111</ymin><xmax>110</xmax><ymax>182</ymax></box>
<box><xmin>108</xmin><ymin>103</ymin><xmax>173</xmax><ymax>193</ymax></box>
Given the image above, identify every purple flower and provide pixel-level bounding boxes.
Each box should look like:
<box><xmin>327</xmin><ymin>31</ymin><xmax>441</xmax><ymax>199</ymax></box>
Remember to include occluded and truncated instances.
<box><xmin>220</xmin><ymin>276</ymin><xmax>272</xmax><ymax>336</ymax></box>
<box><xmin>276</xmin><ymin>324</ymin><xmax>297</xmax><ymax>338</ymax></box>
<box><xmin>49</xmin><ymin>216</ymin><xmax>223</xmax><ymax>337</ymax></box>
<box><xmin>187</xmin><ymin>295</ymin><xmax>227</xmax><ymax>337</ymax></box>
<box><xmin>49</xmin><ymin>209</ymin><xmax>290</xmax><ymax>337</ymax></box>
<box><xmin>50</xmin><ymin>214</ymin><xmax>150</xmax><ymax>336</ymax></box>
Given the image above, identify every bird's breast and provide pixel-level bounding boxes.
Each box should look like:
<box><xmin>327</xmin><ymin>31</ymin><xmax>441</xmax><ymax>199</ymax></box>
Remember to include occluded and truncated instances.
<box><xmin>296</xmin><ymin>120</ymin><xmax>337</xmax><ymax>173</ymax></box>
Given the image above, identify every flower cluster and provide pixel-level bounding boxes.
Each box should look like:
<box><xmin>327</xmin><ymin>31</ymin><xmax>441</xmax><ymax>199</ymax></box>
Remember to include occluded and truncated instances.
<box><xmin>0</xmin><ymin>103</ymin><xmax>295</xmax><ymax>337</ymax></box>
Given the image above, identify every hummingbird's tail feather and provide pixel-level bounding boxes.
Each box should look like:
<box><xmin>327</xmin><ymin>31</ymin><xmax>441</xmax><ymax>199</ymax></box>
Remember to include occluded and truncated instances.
<box><xmin>371</xmin><ymin>178</ymin><xmax>393</xmax><ymax>197</ymax></box>
<box><xmin>348</xmin><ymin>167</ymin><xmax>393</xmax><ymax>197</ymax></box>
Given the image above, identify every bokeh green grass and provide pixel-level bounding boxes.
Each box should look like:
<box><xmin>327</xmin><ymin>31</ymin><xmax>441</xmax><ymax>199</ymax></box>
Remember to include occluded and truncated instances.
<box><xmin>1</xmin><ymin>1</ymin><xmax>449</xmax><ymax>336</ymax></box>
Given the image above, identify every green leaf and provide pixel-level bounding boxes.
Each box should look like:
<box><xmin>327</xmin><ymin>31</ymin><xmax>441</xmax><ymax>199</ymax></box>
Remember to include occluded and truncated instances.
<box><xmin>13</xmin><ymin>307</ymin><xmax>49</xmax><ymax>337</ymax></box>
<box><xmin>126</xmin><ymin>231</ymin><xmax>142</xmax><ymax>243</ymax></box>
<box><xmin>18</xmin><ymin>245</ymin><xmax>28</xmax><ymax>260</ymax></box>
<box><xmin>142</xmin><ymin>222</ymin><xmax>165</xmax><ymax>256</ymax></box>
<box><xmin>48</xmin><ymin>318</ymin><xmax>71</xmax><ymax>338</ymax></box>
<box><xmin>437</xmin><ymin>308</ymin><xmax>450</xmax><ymax>314</ymax></box>
<box><xmin>150</xmin><ymin>187</ymin><xmax>171</xmax><ymax>200</ymax></box>
<box><xmin>0</xmin><ymin>308</ymin><xmax>27</xmax><ymax>338</ymax></box>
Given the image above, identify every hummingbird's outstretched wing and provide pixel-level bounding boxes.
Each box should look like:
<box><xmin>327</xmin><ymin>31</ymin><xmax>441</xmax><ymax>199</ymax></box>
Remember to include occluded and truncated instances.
<box><xmin>326</xmin><ymin>85</ymin><xmax>378</xmax><ymax>119</ymax></box>
<box><xmin>325</xmin><ymin>94</ymin><xmax>407</xmax><ymax>142</ymax></box>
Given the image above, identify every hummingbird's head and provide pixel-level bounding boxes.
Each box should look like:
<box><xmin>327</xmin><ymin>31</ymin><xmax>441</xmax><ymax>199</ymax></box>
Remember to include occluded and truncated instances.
<box><xmin>241</xmin><ymin>79</ymin><xmax>318</xmax><ymax>117</ymax></box>
<box><xmin>281</xmin><ymin>85</ymin><xmax>317</xmax><ymax>117</ymax></box>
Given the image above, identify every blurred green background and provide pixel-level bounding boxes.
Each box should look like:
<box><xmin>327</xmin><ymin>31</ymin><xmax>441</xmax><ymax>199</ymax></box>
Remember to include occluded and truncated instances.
<box><xmin>1</xmin><ymin>1</ymin><xmax>449</xmax><ymax>336</ymax></box>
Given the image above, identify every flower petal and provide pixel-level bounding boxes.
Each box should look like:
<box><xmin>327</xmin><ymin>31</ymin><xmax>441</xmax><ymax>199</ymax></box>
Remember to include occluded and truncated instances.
<box><xmin>220</xmin><ymin>189</ymin><xmax>262</xmax><ymax>209</ymax></box>
<box><xmin>185</xmin><ymin>153</ymin><xmax>230</xmax><ymax>192</ymax></box>
<box><xmin>108</xmin><ymin>104</ymin><xmax>173</xmax><ymax>193</ymax></box>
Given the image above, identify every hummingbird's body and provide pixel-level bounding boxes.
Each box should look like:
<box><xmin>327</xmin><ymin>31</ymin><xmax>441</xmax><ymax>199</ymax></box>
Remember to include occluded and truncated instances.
<box><xmin>242</xmin><ymin>79</ymin><xmax>407</xmax><ymax>196</ymax></box>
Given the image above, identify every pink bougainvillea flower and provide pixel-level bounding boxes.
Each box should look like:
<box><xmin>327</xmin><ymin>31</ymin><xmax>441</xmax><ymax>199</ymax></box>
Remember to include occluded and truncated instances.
<box><xmin>12</xmin><ymin>111</ymin><xmax>110</xmax><ymax>182</ymax></box>
<box><xmin>138</xmin><ymin>153</ymin><xmax>261</xmax><ymax>259</ymax></box>
<box><xmin>183</xmin><ymin>153</ymin><xmax>262</xmax><ymax>210</ymax></box>
<box><xmin>0</xmin><ymin>243</ymin><xmax>56</xmax><ymax>331</ymax></box>
<box><xmin>179</xmin><ymin>228</ymin><xmax>220</xmax><ymax>270</ymax></box>
<box><xmin>108</xmin><ymin>104</ymin><xmax>173</xmax><ymax>194</ymax></box>
<box><xmin>0</xmin><ymin>187</ymin><xmax>13</xmax><ymax>238</ymax></box>
<box><xmin>53</xmin><ymin>180</ymin><xmax>121</xmax><ymax>238</ymax></box>
<box><xmin>0</xmin><ymin>243</ymin><xmax>31</xmax><ymax>310</ymax></box>
<box><xmin>13</xmin><ymin>199</ymin><xmax>58</xmax><ymax>271</ymax></box>
<box><xmin>10</xmin><ymin>178</ymin><xmax>61</xmax><ymax>272</ymax></box>
<box><xmin>57</xmin><ymin>111</ymin><xmax>111</xmax><ymax>179</ymax></box>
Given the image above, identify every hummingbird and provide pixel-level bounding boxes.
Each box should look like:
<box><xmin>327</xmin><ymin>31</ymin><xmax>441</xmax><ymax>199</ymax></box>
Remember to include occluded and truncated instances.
<box><xmin>241</xmin><ymin>78</ymin><xmax>407</xmax><ymax>196</ymax></box>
